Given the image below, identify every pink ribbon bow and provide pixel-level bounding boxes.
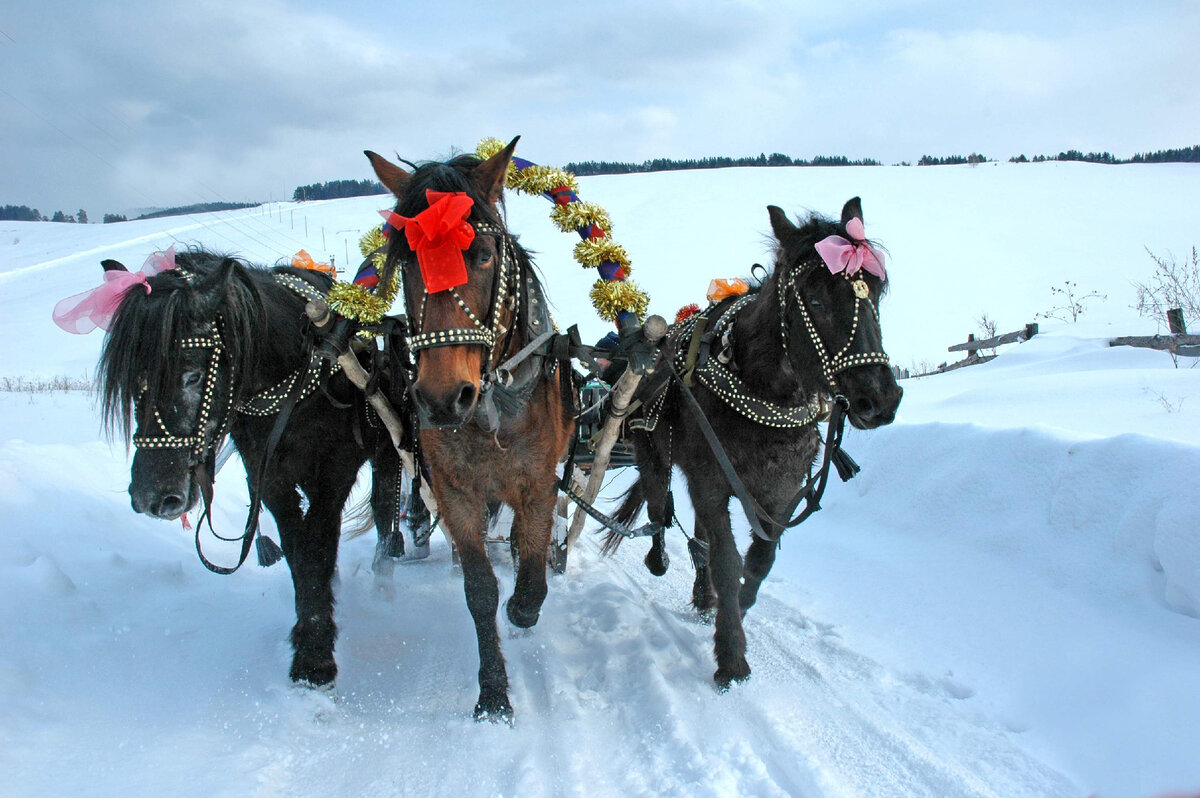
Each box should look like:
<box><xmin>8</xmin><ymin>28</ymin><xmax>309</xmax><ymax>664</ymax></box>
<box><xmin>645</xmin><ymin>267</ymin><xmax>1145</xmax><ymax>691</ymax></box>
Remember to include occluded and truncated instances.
<box><xmin>52</xmin><ymin>246</ymin><xmax>176</xmax><ymax>334</ymax></box>
<box><xmin>813</xmin><ymin>218</ymin><xmax>886</xmax><ymax>280</ymax></box>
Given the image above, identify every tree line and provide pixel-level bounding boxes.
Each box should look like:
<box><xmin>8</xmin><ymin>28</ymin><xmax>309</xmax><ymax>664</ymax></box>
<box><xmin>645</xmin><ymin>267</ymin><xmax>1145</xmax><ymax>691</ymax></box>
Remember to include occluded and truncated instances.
<box><xmin>1</xmin><ymin>205</ymin><xmax>92</xmax><ymax>223</ymax></box>
<box><xmin>6</xmin><ymin>146</ymin><xmax>1197</xmax><ymax>221</ymax></box>
<box><xmin>292</xmin><ymin>179</ymin><xmax>387</xmax><ymax>201</ymax></box>
<box><xmin>564</xmin><ymin>153</ymin><xmax>881</xmax><ymax>176</ymax></box>
<box><xmin>1</xmin><ymin>201</ymin><xmax>255</xmax><ymax>223</ymax></box>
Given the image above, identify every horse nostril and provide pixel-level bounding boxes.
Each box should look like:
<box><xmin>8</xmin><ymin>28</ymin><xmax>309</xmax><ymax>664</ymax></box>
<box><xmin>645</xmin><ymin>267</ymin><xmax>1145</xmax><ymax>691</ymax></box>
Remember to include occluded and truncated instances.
<box><xmin>454</xmin><ymin>384</ymin><xmax>477</xmax><ymax>412</ymax></box>
<box><xmin>157</xmin><ymin>493</ymin><xmax>186</xmax><ymax>518</ymax></box>
<box><xmin>853</xmin><ymin>395</ymin><xmax>877</xmax><ymax>419</ymax></box>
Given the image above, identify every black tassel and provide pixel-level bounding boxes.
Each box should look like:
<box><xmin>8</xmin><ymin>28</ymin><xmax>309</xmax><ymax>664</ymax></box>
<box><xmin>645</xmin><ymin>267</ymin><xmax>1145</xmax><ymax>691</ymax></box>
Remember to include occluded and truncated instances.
<box><xmin>687</xmin><ymin>536</ymin><xmax>710</xmax><ymax>570</ymax></box>
<box><xmin>832</xmin><ymin>446</ymin><xmax>861</xmax><ymax>482</ymax></box>
<box><xmin>256</xmin><ymin>534</ymin><xmax>284</xmax><ymax>567</ymax></box>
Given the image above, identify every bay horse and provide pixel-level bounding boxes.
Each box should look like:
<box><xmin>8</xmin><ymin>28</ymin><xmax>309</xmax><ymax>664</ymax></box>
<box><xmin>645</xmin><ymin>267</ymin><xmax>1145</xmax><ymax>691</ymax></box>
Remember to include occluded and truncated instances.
<box><xmin>97</xmin><ymin>248</ymin><xmax>414</xmax><ymax>686</ymax></box>
<box><xmin>611</xmin><ymin>198</ymin><xmax>902</xmax><ymax>688</ymax></box>
<box><xmin>365</xmin><ymin>139</ymin><xmax>575</xmax><ymax>722</ymax></box>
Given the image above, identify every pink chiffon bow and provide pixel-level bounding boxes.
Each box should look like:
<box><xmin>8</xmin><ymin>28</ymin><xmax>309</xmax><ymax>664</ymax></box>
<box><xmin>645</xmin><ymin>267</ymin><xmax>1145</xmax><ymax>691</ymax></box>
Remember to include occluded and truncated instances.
<box><xmin>814</xmin><ymin>218</ymin><xmax>886</xmax><ymax>280</ymax></box>
<box><xmin>52</xmin><ymin>246</ymin><xmax>176</xmax><ymax>334</ymax></box>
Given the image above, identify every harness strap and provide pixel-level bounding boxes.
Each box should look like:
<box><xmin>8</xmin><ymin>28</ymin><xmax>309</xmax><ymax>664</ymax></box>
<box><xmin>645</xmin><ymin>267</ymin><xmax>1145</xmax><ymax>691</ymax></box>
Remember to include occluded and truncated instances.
<box><xmin>668</xmin><ymin>356</ymin><xmax>855</xmax><ymax>543</ymax></box>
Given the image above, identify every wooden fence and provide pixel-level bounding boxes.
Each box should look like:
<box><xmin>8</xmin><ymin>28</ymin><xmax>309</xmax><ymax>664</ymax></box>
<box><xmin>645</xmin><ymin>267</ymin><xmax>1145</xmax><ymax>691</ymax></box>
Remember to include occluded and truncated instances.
<box><xmin>896</xmin><ymin>308</ymin><xmax>1197</xmax><ymax>380</ymax></box>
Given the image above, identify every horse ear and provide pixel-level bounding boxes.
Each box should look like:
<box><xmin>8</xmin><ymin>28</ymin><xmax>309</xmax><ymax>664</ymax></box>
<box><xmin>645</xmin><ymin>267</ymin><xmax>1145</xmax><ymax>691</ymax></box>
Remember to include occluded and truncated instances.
<box><xmin>473</xmin><ymin>136</ymin><xmax>519</xmax><ymax>206</ymax></box>
<box><xmin>365</xmin><ymin>150</ymin><xmax>411</xmax><ymax>198</ymax></box>
<box><xmin>101</xmin><ymin>259</ymin><xmax>128</xmax><ymax>272</ymax></box>
<box><xmin>840</xmin><ymin>197</ymin><xmax>863</xmax><ymax>226</ymax></box>
<box><xmin>767</xmin><ymin>205</ymin><xmax>798</xmax><ymax>243</ymax></box>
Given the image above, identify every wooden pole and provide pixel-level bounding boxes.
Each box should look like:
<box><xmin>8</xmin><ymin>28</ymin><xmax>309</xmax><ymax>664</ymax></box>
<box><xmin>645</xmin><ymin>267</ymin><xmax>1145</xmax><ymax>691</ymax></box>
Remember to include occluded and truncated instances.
<box><xmin>1168</xmin><ymin>308</ymin><xmax>1187</xmax><ymax>335</ymax></box>
<box><xmin>565</xmin><ymin>315</ymin><xmax>667</xmax><ymax>551</ymax></box>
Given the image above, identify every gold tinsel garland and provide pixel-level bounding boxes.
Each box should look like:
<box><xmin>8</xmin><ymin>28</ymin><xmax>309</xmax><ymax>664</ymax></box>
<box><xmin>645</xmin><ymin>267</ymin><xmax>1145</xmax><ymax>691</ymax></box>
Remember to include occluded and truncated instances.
<box><xmin>573</xmin><ymin>238</ymin><xmax>631</xmax><ymax>269</ymax></box>
<box><xmin>549</xmin><ymin>202</ymin><xmax>612</xmax><ymax>235</ymax></box>
<box><xmin>590</xmin><ymin>278</ymin><xmax>649</xmax><ymax>322</ymax></box>
<box><xmin>475</xmin><ymin>137</ymin><xmax>649</xmax><ymax>323</ymax></box>
<box><xmin>326</xmin><ymin>223</ymin><xmax>401</xmax><ymax>324</ymax></box>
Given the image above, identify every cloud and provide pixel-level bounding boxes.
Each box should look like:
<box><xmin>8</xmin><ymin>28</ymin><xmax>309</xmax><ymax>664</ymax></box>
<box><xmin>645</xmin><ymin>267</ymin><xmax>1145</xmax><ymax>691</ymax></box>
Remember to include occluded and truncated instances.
<box><xmin>1</xmin><ymin>0</ymin><xmax>1197</xmax><ymax>215</ymax></box>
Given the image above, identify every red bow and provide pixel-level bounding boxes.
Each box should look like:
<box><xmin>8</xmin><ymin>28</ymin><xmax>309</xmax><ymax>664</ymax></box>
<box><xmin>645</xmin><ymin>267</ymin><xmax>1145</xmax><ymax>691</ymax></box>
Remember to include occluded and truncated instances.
<box><xmin>381</xmin><ymin>190</ymin><xmax>476</xmax><ymax>293</ymax></box>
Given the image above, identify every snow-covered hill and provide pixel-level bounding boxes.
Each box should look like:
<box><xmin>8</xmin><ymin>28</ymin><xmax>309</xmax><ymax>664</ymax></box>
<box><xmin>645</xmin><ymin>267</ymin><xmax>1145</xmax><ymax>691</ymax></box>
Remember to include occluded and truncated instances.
<box><xmin>1</xmin><ymin>162</ymin><xmax>1198</xmax><ymax>798</ymax></box>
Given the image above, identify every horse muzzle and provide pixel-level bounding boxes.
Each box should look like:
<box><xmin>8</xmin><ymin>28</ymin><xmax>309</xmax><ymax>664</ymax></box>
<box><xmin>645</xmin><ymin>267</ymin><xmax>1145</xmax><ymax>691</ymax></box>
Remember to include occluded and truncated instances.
<box><xmin>839</xmin><ymin>366</ymin><xmax>903</xmax><ymax>430</ymax></box>
<box><xmin>129</xmin><ymin>450</ymin><xmax>199</xmax><ymax>520</ymax></box>
<box><xmin>413</xmin><ymin>379</ymin><xmax>480</xmax><ymax>429</ymax></box>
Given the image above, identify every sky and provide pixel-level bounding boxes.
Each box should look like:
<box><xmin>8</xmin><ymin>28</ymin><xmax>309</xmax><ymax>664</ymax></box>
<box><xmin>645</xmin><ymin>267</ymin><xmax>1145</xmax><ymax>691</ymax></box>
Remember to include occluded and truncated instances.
<box><xmin>2</xmin><ymin>0</ymin><xmax>1198</xmax><ymax>218</ymax></box>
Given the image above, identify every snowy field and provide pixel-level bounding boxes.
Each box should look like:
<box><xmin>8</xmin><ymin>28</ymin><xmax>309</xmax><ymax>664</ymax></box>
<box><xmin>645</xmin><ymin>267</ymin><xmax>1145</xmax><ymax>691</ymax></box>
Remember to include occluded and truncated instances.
<box><xmin>1</xmin><ymin>161</ymin><xmax>1198</xmax><ymax>798</ymax></box>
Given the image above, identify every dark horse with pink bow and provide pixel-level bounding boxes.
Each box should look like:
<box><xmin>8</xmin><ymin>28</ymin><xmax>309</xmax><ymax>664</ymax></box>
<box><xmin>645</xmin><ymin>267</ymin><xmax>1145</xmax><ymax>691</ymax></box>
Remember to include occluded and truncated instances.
<box><xmin>609</xmin><ymin>198</ymin><xmax>902</xmax><ymax>688</ymax></box>
<box><xmin>59</xmin><ymin>247</ymin><xmax>415</xmax><ymax>687</ymax></box>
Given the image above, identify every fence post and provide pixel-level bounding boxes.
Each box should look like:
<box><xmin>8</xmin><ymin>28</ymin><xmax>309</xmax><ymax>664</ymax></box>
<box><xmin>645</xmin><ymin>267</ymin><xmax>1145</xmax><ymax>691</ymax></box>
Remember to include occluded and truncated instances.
<box><xmin>1168</xmin><ymin>308</ymin><xmax>1187</xmax><ymax>335</ymax></box>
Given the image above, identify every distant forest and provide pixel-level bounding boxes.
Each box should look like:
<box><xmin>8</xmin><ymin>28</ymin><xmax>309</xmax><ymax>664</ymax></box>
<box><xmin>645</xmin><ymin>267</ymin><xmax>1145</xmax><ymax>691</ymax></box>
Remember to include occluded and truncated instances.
<box><xmin>565</xmin><ymin>153</ymin><xmax>881</xmax><ymax>175</ymax></box>
<box><xmin>134</xmin><ymin>202</ymin><xmax>259</xmax><ymax>220</ymax></box>
<box><xmin>5</xmin><ymin>146</ymin><xmax>1197</xmax><ymax>222</ymax></box>
<box><xmin>292</xmin><ymin>179</ymin><xmax>387</xmax><ymax>201</ymax></box>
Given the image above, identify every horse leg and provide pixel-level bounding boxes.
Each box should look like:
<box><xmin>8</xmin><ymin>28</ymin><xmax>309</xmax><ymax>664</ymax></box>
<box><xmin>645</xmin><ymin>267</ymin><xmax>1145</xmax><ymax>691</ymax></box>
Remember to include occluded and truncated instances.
<box><xmin>688</xmin><ymin>483</ymin><xmax>749</xmax><ymax>689</ymax></box>
<box><xmin>690</xmin><ymin>520</ymin><xmax>717</xmax><ymax>614</ymax></box>
<box><xmin>370</xmin><ymin>445</ymin><xmax>404</xmax><ymax>578</ymax></box>
<box><xmin>442</xmin><ymin>495</ymin><xmax>511</xmax><ymax>720</ymax></box>
<box><xmin>637</xmin><ymin>431</ymin><xmax>674</xmax><ymax>577</ymax></box>
<box><xmin>505</xmin><ymin>480</ymin><xmax>555</xmax><ymax>628</ymax></box>
<box><xmin>738</xmin><ymin>534</ymin><xmax>778</xmax><ymax>616</ymax></box>
<box><xmin>269</xmin><ymin>472</ymin><xmax>356</xmax><ymax>686</ymax></box>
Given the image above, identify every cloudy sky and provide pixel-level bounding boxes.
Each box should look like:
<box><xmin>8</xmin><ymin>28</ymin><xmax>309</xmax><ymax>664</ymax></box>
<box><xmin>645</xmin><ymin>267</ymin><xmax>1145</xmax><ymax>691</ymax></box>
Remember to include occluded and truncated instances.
<box><xmin>2</xmin><ymin>0</ymin><xmax>1198</xmax><ymax>217</ymax></box>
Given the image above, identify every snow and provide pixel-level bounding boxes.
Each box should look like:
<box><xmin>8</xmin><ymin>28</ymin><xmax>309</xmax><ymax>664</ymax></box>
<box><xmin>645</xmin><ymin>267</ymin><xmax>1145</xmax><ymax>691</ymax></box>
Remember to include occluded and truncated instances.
<box><xmin>1</xmin><ymin>161</ymin><xmax>1198</xmax><ymax>798</ymax></box>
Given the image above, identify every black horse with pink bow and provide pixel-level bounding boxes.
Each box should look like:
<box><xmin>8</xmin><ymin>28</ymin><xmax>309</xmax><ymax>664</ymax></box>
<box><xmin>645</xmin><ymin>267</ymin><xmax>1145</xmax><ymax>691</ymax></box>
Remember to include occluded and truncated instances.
<box><xmin>609</xmin><ymin>198</ymin><xmax>902</xmax><ymax>689</ymax></box>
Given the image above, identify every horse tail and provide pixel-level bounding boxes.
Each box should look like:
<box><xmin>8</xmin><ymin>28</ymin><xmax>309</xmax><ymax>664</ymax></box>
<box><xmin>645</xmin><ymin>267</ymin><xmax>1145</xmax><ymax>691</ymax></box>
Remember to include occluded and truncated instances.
<box><xmin>600</xmin><ymin>477</ymin><xmax>646</xmax><ymax>556</ymax></box>
<box><xmin>341</xmin><ymin>490</ymin><xmax>375</xmax><ymax>539</ymax></box>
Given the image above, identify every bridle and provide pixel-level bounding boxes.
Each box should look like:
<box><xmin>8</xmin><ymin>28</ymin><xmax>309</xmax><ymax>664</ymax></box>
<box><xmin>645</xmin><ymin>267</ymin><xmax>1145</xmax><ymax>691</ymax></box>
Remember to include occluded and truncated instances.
<box><xmin>128</xmin><ymin>272</ymin><xmax>328</xmax><ymax>466</ymax></box>
<box><xmin>128</xmin><ymin>267</ymin><xmax>334</xmax><ymax>574</ymax></box>
<box><xmin>404</xmin><ymin>218</ymin><xmax>522</xmax><ymax>388</ymax></box>
<box><xmin>778</xmin><ymin>261</ymin><xmax>891</xmax><ymax>392</ymax></box>
<box><xmin>131</xmin><ymin>319</ymin><xmax>232</xmax><ymax>467</ymax></box>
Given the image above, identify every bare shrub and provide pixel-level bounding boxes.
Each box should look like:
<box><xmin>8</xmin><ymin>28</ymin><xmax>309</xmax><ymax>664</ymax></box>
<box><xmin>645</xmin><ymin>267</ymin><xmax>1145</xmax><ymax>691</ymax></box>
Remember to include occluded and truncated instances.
<box><xmin>1037</xmin><ymin>280</ymin><xmax>1107</xmax><ymax>323</ymax></box>
<box><xmin>1134</xmin><ymin>246</ymin><xmax>1200</xmax><ymax>332</ymax></box>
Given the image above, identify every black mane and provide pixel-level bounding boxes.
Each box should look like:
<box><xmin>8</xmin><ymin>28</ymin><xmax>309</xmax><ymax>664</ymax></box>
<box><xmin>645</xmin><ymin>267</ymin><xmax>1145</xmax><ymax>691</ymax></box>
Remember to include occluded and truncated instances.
<box><xmin>98</xmin><ymin>248</ymin><xmax>325</xmax><ymax>441</ymax></box>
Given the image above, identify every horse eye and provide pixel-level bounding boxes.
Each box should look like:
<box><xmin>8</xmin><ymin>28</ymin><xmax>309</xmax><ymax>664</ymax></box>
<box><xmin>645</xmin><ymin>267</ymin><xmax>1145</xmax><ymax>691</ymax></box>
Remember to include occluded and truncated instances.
<box><xmin>182</xmin><ymin>370</ymin><xmax>202</xmax><ymax>388</ymax></box>
<box><xmin>806</xmin><ymin>296</ymin><xmax>823</xmax><ymax>309</ymax></box>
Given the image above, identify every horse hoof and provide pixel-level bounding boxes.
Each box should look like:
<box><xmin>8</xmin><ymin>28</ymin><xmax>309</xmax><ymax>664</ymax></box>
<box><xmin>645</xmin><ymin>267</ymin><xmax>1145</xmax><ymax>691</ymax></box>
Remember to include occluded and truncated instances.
<box><xmin>691</xmin><ymin>591</ymin><xmax>717</xmax><ymax>614</ymax></box>
<box><xmin>474</xmin><ymin>696</ymin><xmax>514</xmax><ymax>725</ymax></box>
<box><xmin>505</xmin><ymin>598</ymin><xmax>540</xmax><ymax>629</ymax></box>
<box><xmin>644</xmin><ymin>549</ymin><xmax>669</xmax><ymax>577</ymax></box>
<box><xmin>405</xmin><ymin>543</ymin><xmax>431</xmax><ymax>561</ymax></box>
<box><xmin>291</xmin><ymin>659</ymin><xmax>337</xmax><ymax>687</ymax></box>
<box><xmin>714</xmin><ymin>662</ymin><xmax>751</xmax><ymax>692</ymax></box>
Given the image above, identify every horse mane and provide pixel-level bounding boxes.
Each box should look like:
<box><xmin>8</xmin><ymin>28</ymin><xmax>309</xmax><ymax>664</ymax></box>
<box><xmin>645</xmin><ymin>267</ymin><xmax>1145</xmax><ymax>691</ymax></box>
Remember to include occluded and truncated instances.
<box><xmin>98</xmin><ymin>248</ymin><xmax>320</xmax><ymax>442</ymax></box>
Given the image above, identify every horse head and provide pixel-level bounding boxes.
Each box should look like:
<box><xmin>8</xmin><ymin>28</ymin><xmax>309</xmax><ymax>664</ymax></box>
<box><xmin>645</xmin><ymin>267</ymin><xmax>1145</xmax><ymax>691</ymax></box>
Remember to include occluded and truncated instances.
<box><xmin>767</xmin><ymin>198</ymin><xmax>902</xmax><ymax>429</ymax></box>
<box><xmin>99</xmin><ymin>251</ymin><xmax>249</xmax><ymax>519</ymax></box>
<box><xmin>366</xmin><ymin>138</ymin><xmax>520</xmax><ymax>428</ymax></box>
